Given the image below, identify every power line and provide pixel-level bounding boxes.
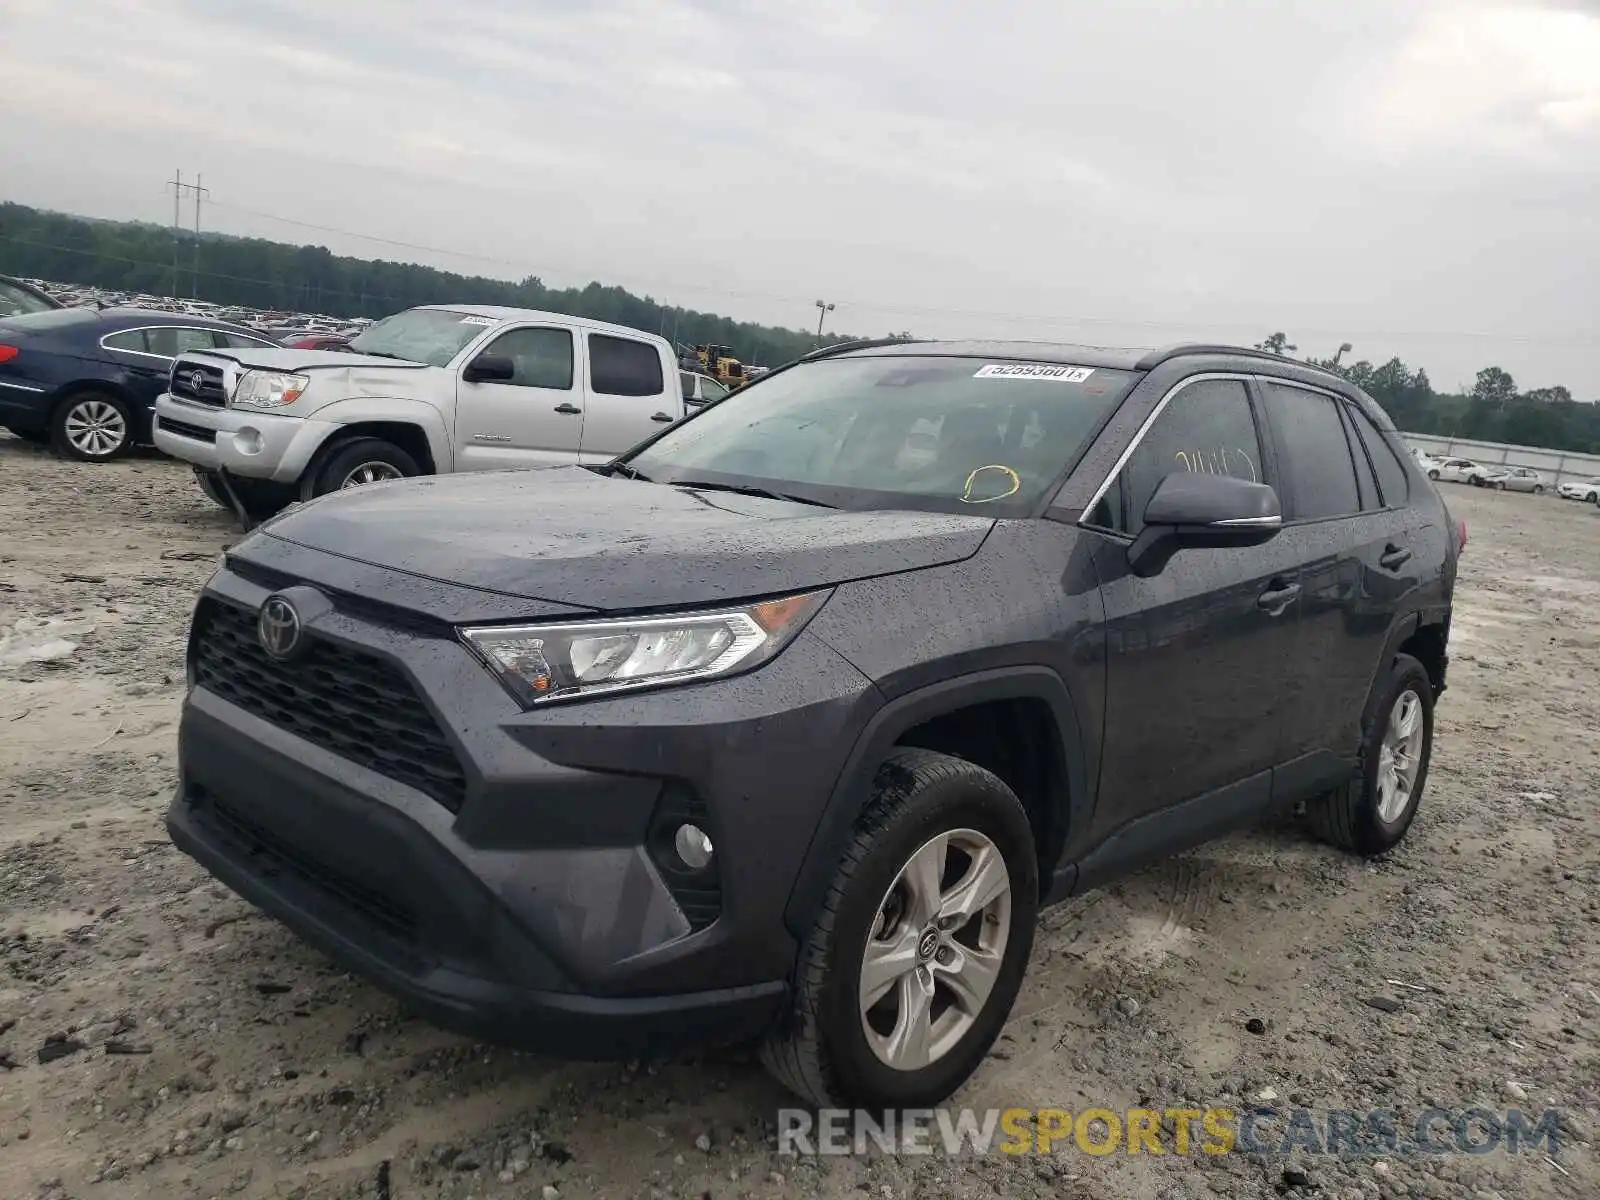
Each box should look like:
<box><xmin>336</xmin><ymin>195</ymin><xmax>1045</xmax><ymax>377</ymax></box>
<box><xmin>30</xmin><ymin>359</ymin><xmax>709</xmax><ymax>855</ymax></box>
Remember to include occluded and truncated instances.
<box><xmin>204</xmin><ymin>197</ymin><xmax>1598</xmax><ymax>349</ymax></box>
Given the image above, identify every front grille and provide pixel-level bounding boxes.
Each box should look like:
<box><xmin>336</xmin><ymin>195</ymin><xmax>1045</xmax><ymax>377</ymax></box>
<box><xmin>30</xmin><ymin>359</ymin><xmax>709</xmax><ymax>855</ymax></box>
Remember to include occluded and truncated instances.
<box><xmin>196</xmin><ymin>785</ymin><xmax>420</xmax><ymax>946</ymax></box>
<box><xmin>155</xmin><ymin>415</ymin><xmax>216</xmax><ymax>443</ymax></box>
<box><xmin>169</xmin><ymin>360</ymin><xmax>227</xmax><ymax>407</ymax></box>
<box><xmin>192</xmin><ymin>599</ymin><xmax>468</xmax><ymax>812</ymax></box>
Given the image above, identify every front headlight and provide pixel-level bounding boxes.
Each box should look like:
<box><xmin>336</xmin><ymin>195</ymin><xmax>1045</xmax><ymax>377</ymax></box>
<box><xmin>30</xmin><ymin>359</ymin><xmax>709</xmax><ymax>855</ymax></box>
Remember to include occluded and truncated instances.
<box><xmin>231</xmin><ymin>369</ymin><xmax>309</xmax><ymax>411</ymax></box>
<box><xmin>460</xmin><ymin>591</ymin><xmax>831</xmax><ymax>706</ymax></box>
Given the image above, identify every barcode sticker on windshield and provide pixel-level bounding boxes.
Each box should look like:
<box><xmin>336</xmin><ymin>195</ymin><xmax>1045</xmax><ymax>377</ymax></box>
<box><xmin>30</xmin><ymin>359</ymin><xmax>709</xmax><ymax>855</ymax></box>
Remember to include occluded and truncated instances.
<box><xmin>974</xmin><ymin>363</ymin><xmax>1094</xmax><ymax>382</ymax></box>
<box><xmin>457</xmin><ymin>315</ymin><xmax>497</xmax><ymax>326</ymax></box>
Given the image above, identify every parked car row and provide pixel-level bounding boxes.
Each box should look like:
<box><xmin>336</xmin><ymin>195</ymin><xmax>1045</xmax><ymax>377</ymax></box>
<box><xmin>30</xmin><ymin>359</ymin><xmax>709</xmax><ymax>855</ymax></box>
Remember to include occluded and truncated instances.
<box><xmin>1411</xmin><ymin>448</ymin><xmax>1599</xmax><ymax>502</ymax></box>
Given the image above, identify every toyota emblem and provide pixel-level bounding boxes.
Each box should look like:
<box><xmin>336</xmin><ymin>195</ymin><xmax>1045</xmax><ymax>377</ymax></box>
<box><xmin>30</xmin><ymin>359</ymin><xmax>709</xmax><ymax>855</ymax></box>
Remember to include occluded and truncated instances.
<box><xmin>187</xmin><ymin>369</ymin><xmax>206</xmax><ymax>393</ymax></box>
<box><xmin>257</xmin><ymin>595</ymin><xmax>303</xmax><ymax>660</ymax></box>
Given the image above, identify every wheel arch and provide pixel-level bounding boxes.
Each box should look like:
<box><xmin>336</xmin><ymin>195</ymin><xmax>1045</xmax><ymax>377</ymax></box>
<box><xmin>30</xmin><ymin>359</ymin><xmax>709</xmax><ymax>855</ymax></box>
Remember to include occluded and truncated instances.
<box><xmin>300</xmin><ymin>419</ymin><xmax>440</xmax><ymax>490</ymax></box>
<box><xmin>49</xmin><ymin>380</ymin><xmax>146</xmax><ymax>446</ymax></box>
<box><xmin>783</xmin><ymin>667</ymin><xmax>1090</xmax><ymax>940</ymax></box>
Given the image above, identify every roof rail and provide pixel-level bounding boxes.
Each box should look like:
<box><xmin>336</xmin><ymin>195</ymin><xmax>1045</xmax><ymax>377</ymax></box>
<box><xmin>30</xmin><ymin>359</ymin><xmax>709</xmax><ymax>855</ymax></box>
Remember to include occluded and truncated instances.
<box><xmin>1134</xmin><ymin>342</ymin><xmax>1347</xmax><ymax>379</ymax></box>
<box><xmin>801</xmin><ymin>336</ymin><xmax>925</xmax><ymax>361</ymax></box>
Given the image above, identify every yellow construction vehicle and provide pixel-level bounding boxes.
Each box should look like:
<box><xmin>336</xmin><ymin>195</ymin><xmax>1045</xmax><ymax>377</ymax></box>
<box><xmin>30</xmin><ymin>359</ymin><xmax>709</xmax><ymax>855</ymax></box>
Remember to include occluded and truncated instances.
<box><xmin>692</xmin><ymin>344</ymin><xmax>749</xmax><ymax>390</ymax></box>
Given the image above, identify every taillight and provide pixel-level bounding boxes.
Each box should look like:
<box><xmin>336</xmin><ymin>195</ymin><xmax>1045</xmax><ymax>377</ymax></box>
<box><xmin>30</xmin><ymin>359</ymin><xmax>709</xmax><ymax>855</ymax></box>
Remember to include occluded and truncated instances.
<box><xmin>0</xmin><ymin>345</ymin><xmax>19</xmax><ymax>363</ymax></box>
<box><xmin>1458</xmin><ymin>519</ymin><xmax>1468</xmax><ymax>552</ymax></box>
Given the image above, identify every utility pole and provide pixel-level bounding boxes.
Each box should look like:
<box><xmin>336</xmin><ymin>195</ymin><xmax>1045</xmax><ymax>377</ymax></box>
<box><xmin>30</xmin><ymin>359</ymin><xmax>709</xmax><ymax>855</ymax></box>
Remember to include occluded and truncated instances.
<box><xmin>191</xmin><ymin>173</ymin><xmax>210</xmax><ymax>300</ymax></box>
<box><xmin>169</xmin><ymin>169</ymin><xmax>183</xmax><ymax>297</ymax></box>
<box><xmin>814</xmin><ymin>299</ymin><xmax>835</xmax><ymax>343</ymax></box>
<box><xmin>166</xmin><ymin>171</ymin><xmax>210</xmax><ymax>299</ymax></box>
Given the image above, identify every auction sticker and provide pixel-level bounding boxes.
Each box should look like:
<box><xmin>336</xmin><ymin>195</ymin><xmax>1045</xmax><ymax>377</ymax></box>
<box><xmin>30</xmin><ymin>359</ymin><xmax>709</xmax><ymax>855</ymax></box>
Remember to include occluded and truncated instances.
<box><xmin>974</xmin><ymin>363</ymin><xmax>1095</xmax><ymax>382</ymax></box>
<box><xmin>457</xmin><ymin>315</ymin><xmax>498</xmax><ymax>326</ymax></box>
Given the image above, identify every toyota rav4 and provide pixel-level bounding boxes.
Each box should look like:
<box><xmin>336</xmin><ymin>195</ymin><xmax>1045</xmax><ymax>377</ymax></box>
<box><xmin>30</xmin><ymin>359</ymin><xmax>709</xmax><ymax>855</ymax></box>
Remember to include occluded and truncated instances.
<box><xmin>166</xmin><ymin>339</ymin><xmax>1460</xmax><ymax>1108</ymax></box>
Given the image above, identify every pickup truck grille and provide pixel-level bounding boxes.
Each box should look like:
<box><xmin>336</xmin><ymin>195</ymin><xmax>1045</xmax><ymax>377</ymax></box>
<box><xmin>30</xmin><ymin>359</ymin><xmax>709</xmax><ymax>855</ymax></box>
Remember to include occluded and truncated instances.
<box><xmin>169</xmin><ymin>360</ymin><xmax>228</xmax><ymax>407</ymax></box>
<box><xmin>191</xmin><ymin>598</ymin><xmax>468</xmax><ymax>812</ymax></box>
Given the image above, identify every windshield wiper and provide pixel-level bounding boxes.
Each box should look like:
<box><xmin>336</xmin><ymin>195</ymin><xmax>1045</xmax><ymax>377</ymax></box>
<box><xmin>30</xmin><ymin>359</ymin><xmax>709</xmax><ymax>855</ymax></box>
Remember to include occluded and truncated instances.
<box><xmin>607</xmin><ymin>461</ymin><xmax>652</xmax><ymax>481</ymax></box>
<box><xmin>350</xmin><ymin>349</ymin><xmax>412</xmax><ymax>361</ymax></box>
<box><xmin>669</xmin><ymin>479</ymin><xmax>836</xmax><ymax>508</ymax></box>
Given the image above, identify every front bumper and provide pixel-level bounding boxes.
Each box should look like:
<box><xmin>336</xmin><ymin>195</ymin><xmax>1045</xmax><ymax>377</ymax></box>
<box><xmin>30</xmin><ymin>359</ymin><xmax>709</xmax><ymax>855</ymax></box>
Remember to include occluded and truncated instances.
<box><xmin>166</xmin><ymin>549</ymin><xmax>879</xmax><ymax>1056</ymax></box>
<box><xmin>152</xmin><ymin>392</ymin><xmax>338</xmax><ymax>483</ymax></box>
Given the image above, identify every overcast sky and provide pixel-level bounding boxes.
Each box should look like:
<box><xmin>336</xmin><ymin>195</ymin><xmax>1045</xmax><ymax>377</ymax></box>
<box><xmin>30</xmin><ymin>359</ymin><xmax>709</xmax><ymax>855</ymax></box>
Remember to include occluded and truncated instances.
<box><xmin>2</xmin><ymin>0</ymin><xmax>1596</xmax><ymax>394</ymax></box>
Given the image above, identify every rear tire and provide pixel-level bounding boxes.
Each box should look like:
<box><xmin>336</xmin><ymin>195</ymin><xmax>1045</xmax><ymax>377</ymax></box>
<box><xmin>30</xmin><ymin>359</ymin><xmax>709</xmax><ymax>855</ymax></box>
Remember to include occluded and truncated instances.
<box><xmin>1306</xmin><ymin>653</ymin><xmax>1434</xmax><ymax>857</ymax></box>
<box><xmin>306</xmin><ymin>438</ymin><xmax>419</xmax><ymax>498</ymax></box>
<box><xmin>761</xmin><ymin>748</ymin><xmax>1038</xmax><ymax>1109</ymax></box>
<box><xmin>1534</xmin><ymin>485</ymin><xmax>1544</xmax><ymax>495</ymax></box>
<box><xmin>52</xmin><ymin>391</ymin><xmax>133</xmax><ymax>462</ymax></box>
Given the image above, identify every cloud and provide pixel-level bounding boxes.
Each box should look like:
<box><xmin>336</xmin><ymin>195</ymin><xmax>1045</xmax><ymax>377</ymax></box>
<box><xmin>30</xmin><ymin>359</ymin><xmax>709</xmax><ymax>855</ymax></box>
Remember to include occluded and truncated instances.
<box><xmin>0</xmin><ymin>0</ymin><xmax>1595</xmax><ymax>396</ymax></box>
<box><xmin>1350</xmin><ymin>3</ymin><xmax>1600</xmax><ymax>156</ymax></box>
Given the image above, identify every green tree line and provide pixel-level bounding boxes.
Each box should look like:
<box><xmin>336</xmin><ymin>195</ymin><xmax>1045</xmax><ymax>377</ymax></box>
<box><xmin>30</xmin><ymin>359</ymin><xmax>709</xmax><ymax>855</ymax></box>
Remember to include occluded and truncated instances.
<box><xmin>1252</xmin><ymin>332</ymin><xmax>1599</xmax><ymax>455</ymax></box>
<box><xmin>0</xmin><ymin>201</ymin><xmax>866</xmax><ymax>368</ymax></box>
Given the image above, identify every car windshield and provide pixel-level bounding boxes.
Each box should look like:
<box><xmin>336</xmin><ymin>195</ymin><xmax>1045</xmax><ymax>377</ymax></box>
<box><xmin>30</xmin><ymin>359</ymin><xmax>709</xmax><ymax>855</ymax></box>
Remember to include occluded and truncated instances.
<box><xmin>623</xmin><ymin>354</ymin><xmax>1139</xmax><ymax>515</ymax></box>
<box><xmin>346</xmin><ymin>308</ymin><xmax>493</xmax><ymax>367</ymax></box>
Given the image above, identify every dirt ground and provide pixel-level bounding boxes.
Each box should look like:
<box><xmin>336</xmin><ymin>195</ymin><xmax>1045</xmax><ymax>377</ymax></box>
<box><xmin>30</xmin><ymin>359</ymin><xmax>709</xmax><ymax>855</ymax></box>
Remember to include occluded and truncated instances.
<box><xmin>1</xmin><ymin>433</ymin><xmax>1596</xmax><ymax>1200</ymax></box>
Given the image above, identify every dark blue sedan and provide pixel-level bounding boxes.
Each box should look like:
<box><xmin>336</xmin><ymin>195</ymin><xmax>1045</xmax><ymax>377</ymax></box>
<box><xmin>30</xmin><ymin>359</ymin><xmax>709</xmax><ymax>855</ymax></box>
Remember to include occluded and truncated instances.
<box><xmin>0</xmin><ymin>307</ymin><xmax>281</xmax><ymax>461</ymax></box>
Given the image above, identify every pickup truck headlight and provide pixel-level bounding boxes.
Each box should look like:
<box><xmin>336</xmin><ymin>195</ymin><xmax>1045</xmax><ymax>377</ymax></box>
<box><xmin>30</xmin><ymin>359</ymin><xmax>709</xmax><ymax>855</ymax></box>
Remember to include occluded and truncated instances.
<box><xmin>231</xmin><ymin>370</ymin><xmax>309</xmax><ymax>411</ymax></box>
<box><xmin>460</xmin><ymin>591</ymin><xmax>830</xmax><ymax>706</ymax></box>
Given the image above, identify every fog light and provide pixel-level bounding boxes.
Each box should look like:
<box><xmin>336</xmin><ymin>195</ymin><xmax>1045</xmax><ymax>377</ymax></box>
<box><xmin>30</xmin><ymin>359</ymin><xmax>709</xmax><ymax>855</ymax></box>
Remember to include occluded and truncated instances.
<box><xmin>232</xmin><ymin>427</ymin><xmax>263</xmax><ymax>455</ymax></box>
<box><xmin>673</xmin><ymin>823</ymin><xmax>714</xmax><ymax>870</ymax></box>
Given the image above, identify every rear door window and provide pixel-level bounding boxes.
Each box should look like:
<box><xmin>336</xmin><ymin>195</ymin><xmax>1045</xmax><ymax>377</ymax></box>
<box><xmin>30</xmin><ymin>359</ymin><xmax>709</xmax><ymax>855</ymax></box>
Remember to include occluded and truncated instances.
<box><xmin>1090</xmin><ymin>377</ymin><xmax>1264</xmax><ymax>536</ymax></box>
<box><xmin>1260</xmin><ymin>382</ymin><xmax>1362</xmax><ymax>521</ymax></box>
<box><xmin>145</xmin><ymin>327</ymin><xmax>219</xmax><ymax>358</ymax></box>
<box><xmin>589</xmin><ymin>335</ymin><xmax>664</xmax><ymax>397</ymax></box>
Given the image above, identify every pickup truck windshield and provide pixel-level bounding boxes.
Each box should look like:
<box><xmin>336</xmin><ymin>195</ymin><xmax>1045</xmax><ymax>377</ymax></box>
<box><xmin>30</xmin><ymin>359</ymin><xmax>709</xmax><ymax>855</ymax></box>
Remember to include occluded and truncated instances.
<box><xmin>625</xmin><ymin>355</ymin><xmax>1137</xmax><ymax>516</ymax></box>
<box><xmin>346</xmin><ymin>308</ymin><xmax>493</xmax><ymax>367</ymax></box>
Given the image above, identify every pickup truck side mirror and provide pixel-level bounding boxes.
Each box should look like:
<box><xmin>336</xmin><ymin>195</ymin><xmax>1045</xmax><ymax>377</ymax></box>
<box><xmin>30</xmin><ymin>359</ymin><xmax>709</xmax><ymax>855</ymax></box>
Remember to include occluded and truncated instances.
<box><xmin>1128</xmin><ymin>472</ymin><xmax>1283</xmax><ymax>578</ymax></box>
<box><xmin>463</xmin><ymin>353</ymin><xmax>516</xmax><ymax>384</ymax></box>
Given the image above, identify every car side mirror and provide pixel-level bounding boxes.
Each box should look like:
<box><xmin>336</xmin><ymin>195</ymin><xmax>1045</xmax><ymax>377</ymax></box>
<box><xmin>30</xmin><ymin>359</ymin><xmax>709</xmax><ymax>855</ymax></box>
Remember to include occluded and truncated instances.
<box><xmin>1127</xmin><ymin>472</ymin><xmax>1282</xmax><ymax>578</ymax></box>
<box><xmin>462</xmin><ymin>353</ymin><xmax>516</xmax><ymax>383</ymax></box>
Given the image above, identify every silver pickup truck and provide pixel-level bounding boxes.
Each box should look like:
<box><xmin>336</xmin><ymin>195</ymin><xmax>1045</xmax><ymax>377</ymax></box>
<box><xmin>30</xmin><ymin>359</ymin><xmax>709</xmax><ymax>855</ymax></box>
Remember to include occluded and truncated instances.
<box><xmin>152</xmin><ymin>304</ymin><xmax>688</xmax><ymax>518</ymax></box>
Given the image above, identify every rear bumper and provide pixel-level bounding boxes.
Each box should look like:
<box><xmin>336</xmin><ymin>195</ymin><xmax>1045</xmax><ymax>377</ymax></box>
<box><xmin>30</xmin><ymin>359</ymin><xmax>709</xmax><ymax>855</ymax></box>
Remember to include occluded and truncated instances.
<box><xmin>152</xmin><ymin>393</ymin><xmax>336</xmax><ymax>482</ymax></box>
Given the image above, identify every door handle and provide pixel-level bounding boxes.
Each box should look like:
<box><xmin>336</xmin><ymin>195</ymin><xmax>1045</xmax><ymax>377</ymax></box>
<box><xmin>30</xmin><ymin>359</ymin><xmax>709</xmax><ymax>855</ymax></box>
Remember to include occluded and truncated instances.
<box><xmin>650</xmin><ymin>411</ymin><xmax>674</xmax><ymax>423</ymax></box>
<box><xmin>553</xmin><ymin>403</ymin><xmax>582</xmax><ymax>415</ymax></box>
<box><xmin>1379</xmin><ymin>544</ymin><xmax>1412</xmax><ymax>571</ymax></box>
<box><xmin>1257</xmin><ymin>579</ymin><xmax>1301</xmax><ymax>613</ymax></box>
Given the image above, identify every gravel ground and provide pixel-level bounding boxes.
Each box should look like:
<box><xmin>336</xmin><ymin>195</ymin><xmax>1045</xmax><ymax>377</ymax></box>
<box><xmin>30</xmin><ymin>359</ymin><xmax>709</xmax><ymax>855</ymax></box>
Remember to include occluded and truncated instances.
<box><xmin>1</xmin><ymin>433</ymin><xmax>1596</xmax><ymax>1200</ymax></box>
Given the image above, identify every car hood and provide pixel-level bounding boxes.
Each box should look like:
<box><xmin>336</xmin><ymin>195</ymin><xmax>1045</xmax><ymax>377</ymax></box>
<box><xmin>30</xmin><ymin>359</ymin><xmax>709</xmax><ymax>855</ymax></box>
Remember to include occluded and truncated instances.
<box><xmin>258</xmin><ymin>467</ymin><xmax>996</xmax><ymax>612</ymax></box>
<box><xmin>181</xmin><ymin>347</ymin><xmax>428</xmax><ymax>373</ymax></box>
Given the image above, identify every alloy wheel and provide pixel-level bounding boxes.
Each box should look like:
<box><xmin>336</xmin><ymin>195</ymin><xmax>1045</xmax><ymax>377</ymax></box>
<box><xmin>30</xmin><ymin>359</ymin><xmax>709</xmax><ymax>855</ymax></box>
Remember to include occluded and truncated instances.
<box><xmin>1376</xmin><ymin>689</ymin><xmax>1425</xmax><ymax>823</ymax></box>
<box><xmin>859</xmin><ymin>828</ymin><xmax>1011</xmax><ymax>1071</ymax></box>
<box><xmin>339</xmin><ymin>461</ymin><xmax>404</xmax><ymax>488</ymax></box>
<box><xmin>63</xmin><ymin>400</ymin><xmax>127</xmax><ymax>458</ymax></box>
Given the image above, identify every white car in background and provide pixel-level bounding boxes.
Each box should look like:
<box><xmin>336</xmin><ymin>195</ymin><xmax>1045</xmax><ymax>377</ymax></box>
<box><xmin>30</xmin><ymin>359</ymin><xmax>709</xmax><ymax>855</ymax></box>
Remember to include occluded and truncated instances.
<box><xmin>1557</xmin><ymin>477</ymin><xmax>1600</xmax><ymax>504</ymax></box>
<box><xmin>1477</xmin><ymin>466</ymin><xmax>1546</xmax><ymax>493</ymax></box>
<box><xmin>1428</xmin><ymin>457</ymin><xmax>1491</xmax><ymax>484</ymax></box>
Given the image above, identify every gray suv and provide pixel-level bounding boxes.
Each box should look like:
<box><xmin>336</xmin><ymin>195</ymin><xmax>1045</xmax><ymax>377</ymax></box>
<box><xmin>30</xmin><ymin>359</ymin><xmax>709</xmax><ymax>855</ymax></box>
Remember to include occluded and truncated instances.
<box><xmin>167</xmin><ymin>339</ymin><xmax>1459</xmax><ymax>1108</ymax></box>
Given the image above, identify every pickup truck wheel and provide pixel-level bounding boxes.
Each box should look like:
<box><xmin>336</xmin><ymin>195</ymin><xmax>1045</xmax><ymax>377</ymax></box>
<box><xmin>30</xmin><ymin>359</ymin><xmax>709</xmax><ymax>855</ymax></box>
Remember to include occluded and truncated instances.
<box><xmin>761</xmin><ymin>748</ymin><xmax>1038</xmax><ymax>1108</ymax></box>
<box><xmin>1306</xmin><ymin>653</ymin><xmax>1434</xmax><ymax>857</ymax></box>
<box><xmin>194</xmin><ymin>469</ymin><xmax>293</xmax><ymax>520</ymax></box>
<box><xmin>308</xmin><ymin>438</ymin><xmax>419</xmax><ymax>497</ymax></box>
<box><xmin>52</xmin><ymin>392</ymin><xmax>133</xmax><ymax>462</ymax></box>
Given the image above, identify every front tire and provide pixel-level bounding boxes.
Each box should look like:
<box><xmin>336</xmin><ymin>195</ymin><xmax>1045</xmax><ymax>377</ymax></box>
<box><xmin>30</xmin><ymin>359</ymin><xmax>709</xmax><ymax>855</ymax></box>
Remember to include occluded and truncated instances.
<box><xmin>53</xmin><ymin>392</ymin><xmax>133</xmax><ymax>462</ymax></box>
<box><xmin>194</xmin><ymin>468</ymin><xmax>294</xmax><ymax>521</ymax></box>
<box><xmin>1493</xmin><ymin>480</ymin><xmax>1505</xmax><ymax>491</ymax></box>
<box><xmin>1534</xmin><ymin>485</ymin><xmax>1545</xmax><ymax>495</ymax></box>
<box><xmin>306</xmin><ymin>437</ymin><xmax>419</xmax><ymax>498</ymax></box>
<box><xmin>1427</xmin><ymin>469</ymin><xmax>1440</xmax><ymax>481</ymax></box>
<box><xmin>761</xmin><ymin>749</ymin><xmax>1038</xmax><ymax>1108</ymax></box>
<box><xmin>1307</xmin><ymin>653</ymin><xmax>1434</xmax><ymax>857</ymax></box>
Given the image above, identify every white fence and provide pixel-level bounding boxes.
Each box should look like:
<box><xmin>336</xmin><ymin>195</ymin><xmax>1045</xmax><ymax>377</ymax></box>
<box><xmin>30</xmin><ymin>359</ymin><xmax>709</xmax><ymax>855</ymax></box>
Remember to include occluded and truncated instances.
<box><xmin>1401</xmin><ymin>433</ymin><xmax>1600</xmax><ymax>489</ymax></box>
